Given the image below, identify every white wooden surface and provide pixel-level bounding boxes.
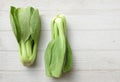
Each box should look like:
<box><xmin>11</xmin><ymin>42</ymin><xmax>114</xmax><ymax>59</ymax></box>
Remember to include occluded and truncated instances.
<box><xmin>0</xmin><ymin>0</ymin><xmax>120</xmax><ymax>82</ymax></box>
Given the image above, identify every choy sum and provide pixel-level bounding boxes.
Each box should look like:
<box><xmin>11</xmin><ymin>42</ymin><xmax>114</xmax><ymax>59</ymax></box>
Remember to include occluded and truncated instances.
<box><xmin>10</xmin><ymin>6</ymin><xmax>41</xmax><ymax>66</ymax></box>
<box><xmin>44</xmin><ymin>14</ymin><xmax>72</xmax><ymax>78</ymax></box>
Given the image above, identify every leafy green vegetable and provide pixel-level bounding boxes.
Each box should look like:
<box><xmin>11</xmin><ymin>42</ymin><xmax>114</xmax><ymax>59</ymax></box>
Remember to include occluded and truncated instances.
<box><xmin>44</xmin><ymin>14</ymin><xmax>72</xmax><ymax>78</ymax></box>
<box><xmin>10</xmin><ymin>6</ymin><xmax>41</xmax><ymax>66</ymax></box>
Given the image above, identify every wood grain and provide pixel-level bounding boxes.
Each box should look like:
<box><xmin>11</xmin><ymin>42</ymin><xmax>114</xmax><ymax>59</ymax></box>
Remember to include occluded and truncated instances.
<box><xmin>1</xmin><ymin>71</ymin><xmax>120</xmax><ymax>82</ymax></box>
<box><xmin>1</xmin><ymin>11</ymin><xmax>120</xmax><ymax>31</ymax></box>
<box><xmin>1</xmin><ymin>0</ymin><xmax>120</xmax><ymax>11</ymax></box>
<box><xmin>0</xmin><ymin>31</ymin><xmax>120</xmax><ymax>51</ymax></box>
<box><xmin>0</xmin><ymin>51</ymin><xmax>120</xmax><ymax>71</ymax></box>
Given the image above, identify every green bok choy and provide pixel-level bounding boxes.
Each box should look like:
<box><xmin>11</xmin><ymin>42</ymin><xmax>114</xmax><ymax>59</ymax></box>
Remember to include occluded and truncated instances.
<box><xmin>10</xmin><ymin>6</ymin><xmax>41</xmax><ymax>66</ymax></box>
<box><xmin>44</xmin><ymin>14</ymin><xmax>72</xmax><ymax>78</ymax></box>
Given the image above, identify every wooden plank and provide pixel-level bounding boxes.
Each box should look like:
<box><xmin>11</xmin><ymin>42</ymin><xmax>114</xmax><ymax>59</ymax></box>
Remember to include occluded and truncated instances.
<box><xmin>0</xmin><ymin>31</ymin><xmax>120</xmax><ymax>51</ymax></box>
<box><xmin>1</xmin><ymin>11</ymin><xmax>120</xmax><ymax>31</ymax></box>
<box><xmin>1</xmin><ymin>0</ymin><xmax>120</xmax><ymax>11</ymax></box>
<box><xmin>1</xmin><ymin>51</ymin><xmax>120</xmax><ymax>70</ymax></box>
<box><xmin>0</xmin><ymin>71</ymin><xmax>120</xmax><ymax>82</ymax></box>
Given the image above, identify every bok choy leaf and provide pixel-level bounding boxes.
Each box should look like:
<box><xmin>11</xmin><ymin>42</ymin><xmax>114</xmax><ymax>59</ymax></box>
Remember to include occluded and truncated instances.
<box><xmin>10</xmin><ymin>6</ymin><xmax>41</xmax><ymax>66</ymax></box>
<box><xmin>44</xmin><ymin>14</ymin><xmax>72</xmax><ymax>78</ymax></box>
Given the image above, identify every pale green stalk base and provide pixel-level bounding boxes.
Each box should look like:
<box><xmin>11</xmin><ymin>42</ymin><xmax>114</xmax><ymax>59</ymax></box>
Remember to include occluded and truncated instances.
<box><xmin>19</xmin><ymin>40</ymin><xmax>38</xmax><ymax>66</ymax></box>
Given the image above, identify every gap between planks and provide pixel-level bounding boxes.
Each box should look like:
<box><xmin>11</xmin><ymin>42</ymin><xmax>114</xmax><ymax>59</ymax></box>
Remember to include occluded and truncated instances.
<box><xmin>1</xmin><ymin>69</ymin><xmax>120</xmax><ymax>72</ymax></box>
<box><xmin>0</xmin><ymin>49</ymin><xmax>120</xmax><ymax>52</ymax></box>
<box><xmin>1</xmin><ymin>29</ymin><xmax>120</xmax><ymax>31</ymax></box>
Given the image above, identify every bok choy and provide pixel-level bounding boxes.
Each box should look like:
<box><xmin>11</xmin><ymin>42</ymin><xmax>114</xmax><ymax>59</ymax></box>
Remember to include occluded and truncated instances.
<box><xmin>44</xmin><ymin>14</ymin><xmax>72</xmax><ymax>78</ymax></box>
<box><xmin>10</xmin><ymin>6</ymin><xmax>41</xmax><ymax>66</ymax></box>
